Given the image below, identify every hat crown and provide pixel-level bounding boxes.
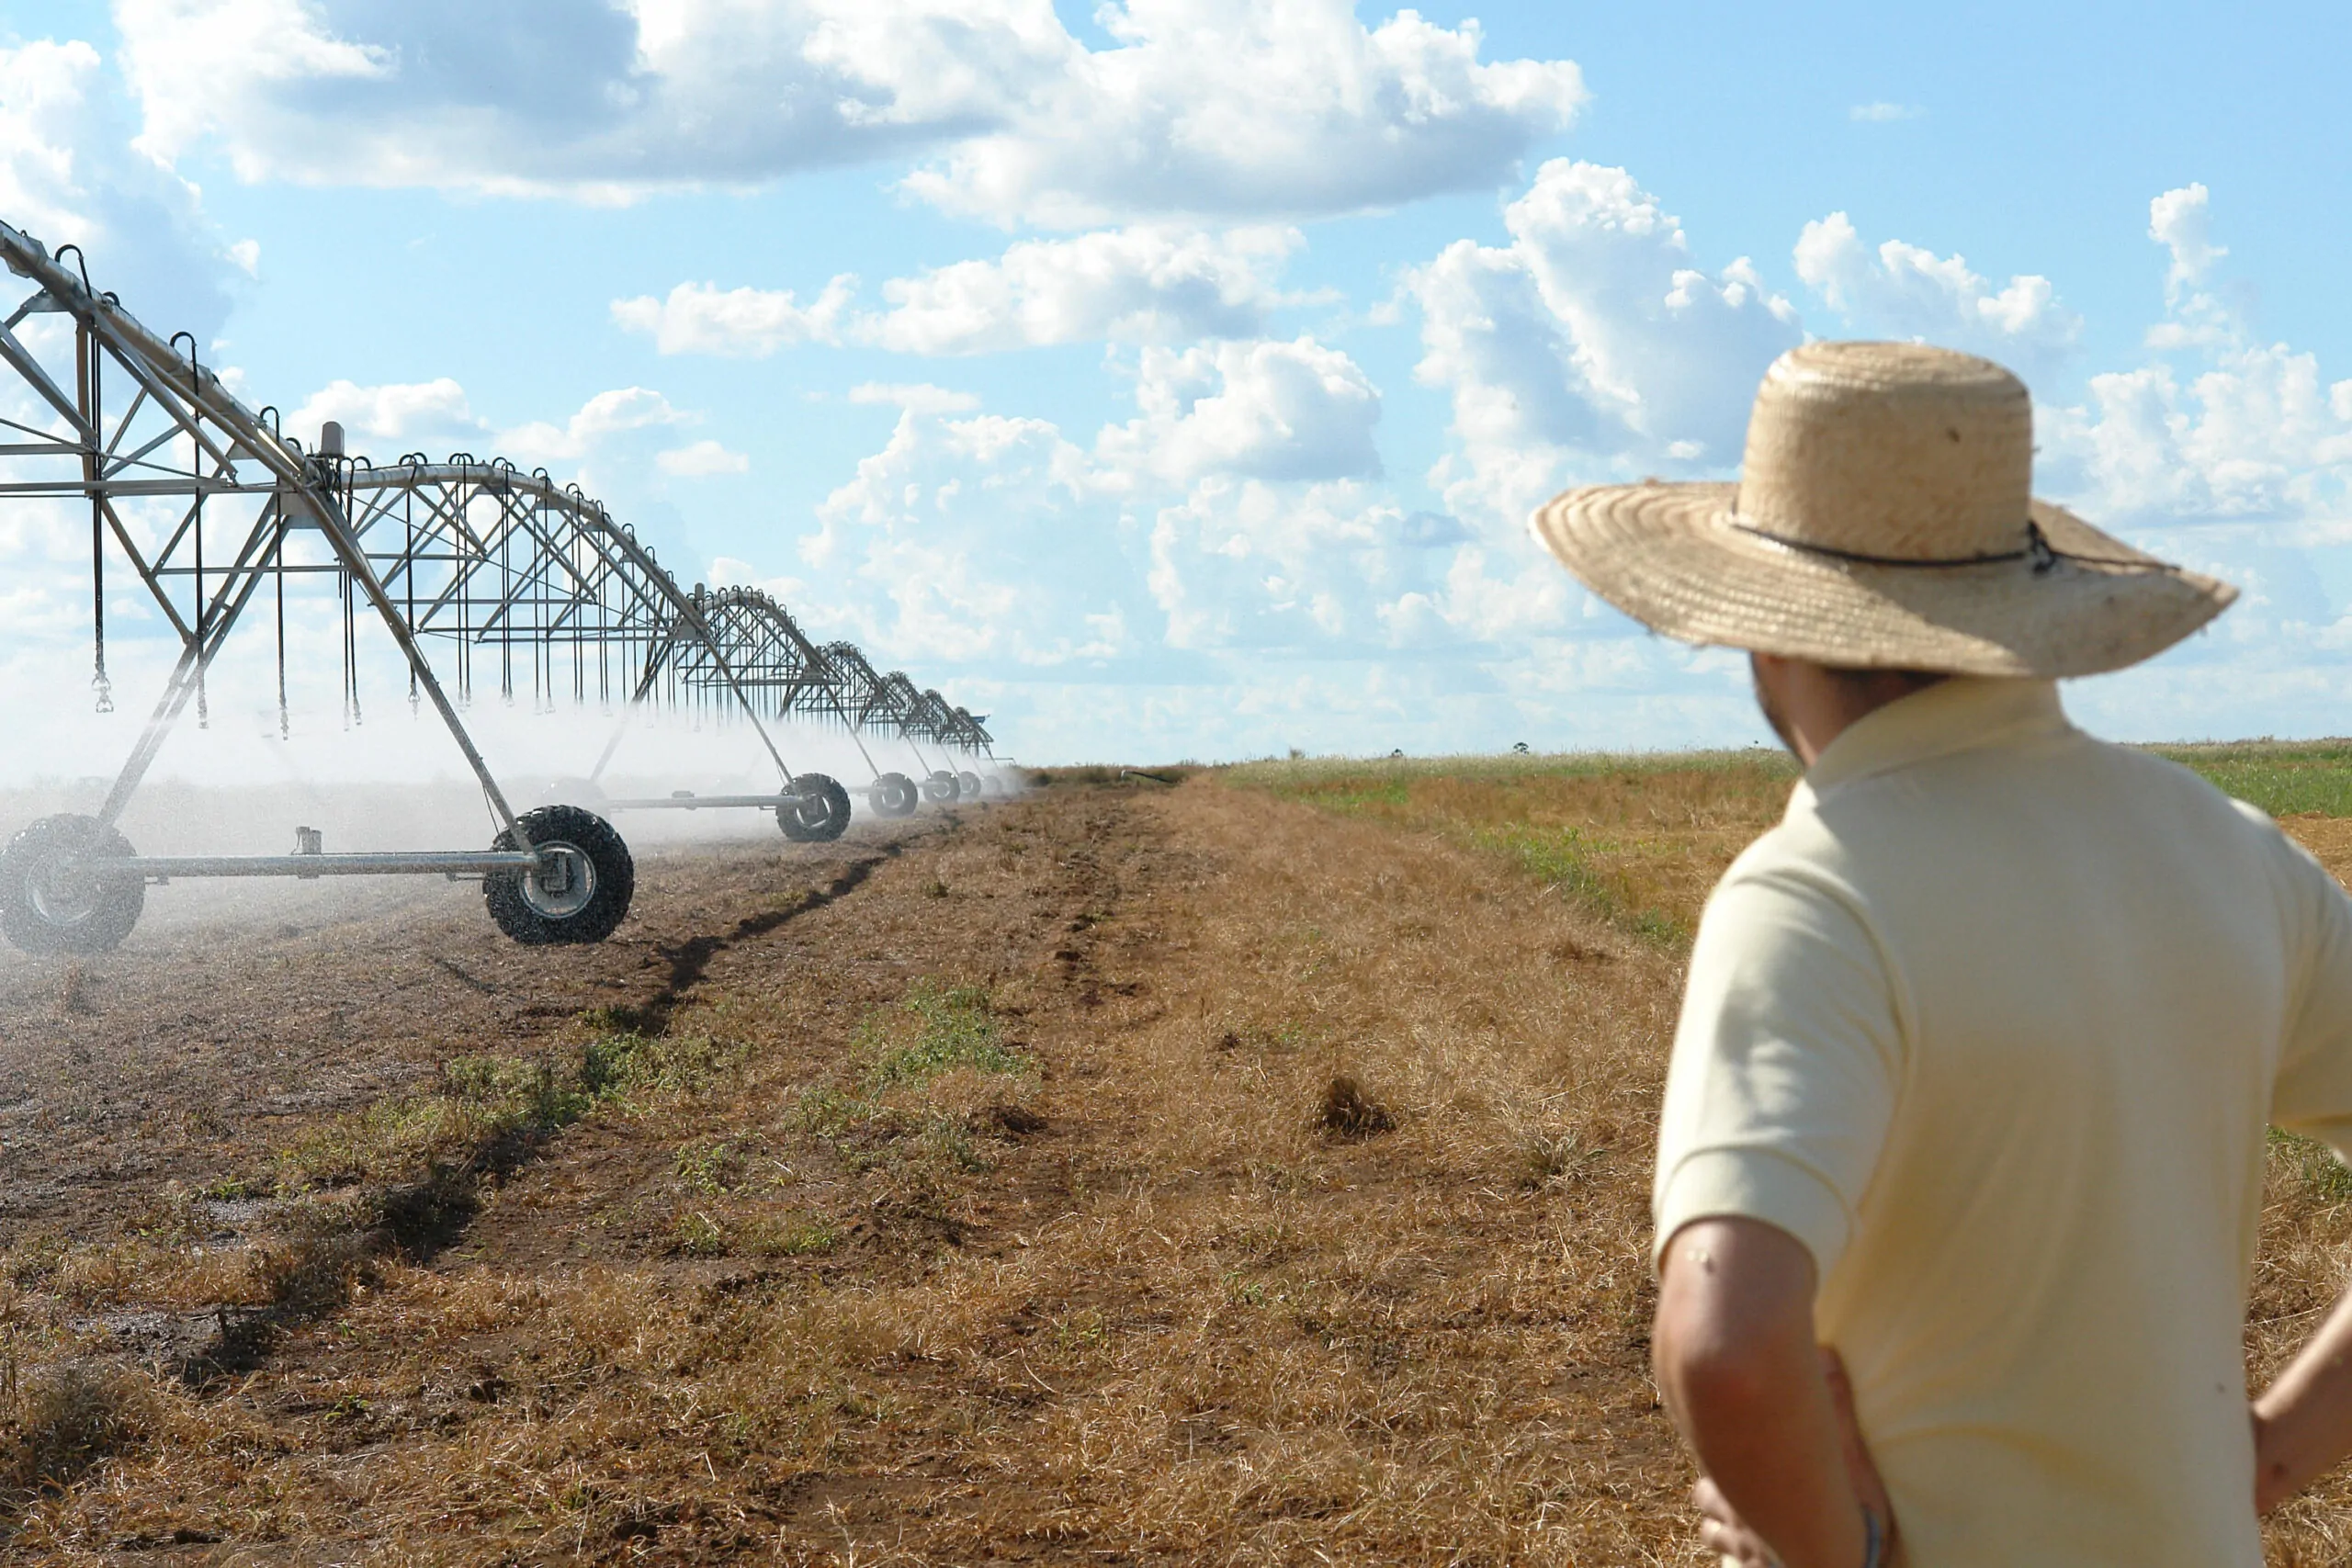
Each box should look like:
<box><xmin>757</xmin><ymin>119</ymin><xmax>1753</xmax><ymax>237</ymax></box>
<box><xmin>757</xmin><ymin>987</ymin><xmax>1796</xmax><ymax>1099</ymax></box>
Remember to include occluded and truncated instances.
<box><xmin>1736</xmin><ymin>342</ymin><xmax>2032</xmax><ymax>562</ymax></box>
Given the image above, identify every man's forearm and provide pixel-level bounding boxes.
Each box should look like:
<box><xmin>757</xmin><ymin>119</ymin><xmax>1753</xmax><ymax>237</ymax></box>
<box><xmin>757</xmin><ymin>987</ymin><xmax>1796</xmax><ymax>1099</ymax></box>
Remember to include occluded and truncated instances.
<box><xmin>2255</xmin><ymin>1285</ymin><xmax>2352</xmax><ymax>1510</ymax></box>
<box><xmin>1654</xmin><ymin>1218</ymin><xmax>1876</xmax><ymax>1568</ymax></box>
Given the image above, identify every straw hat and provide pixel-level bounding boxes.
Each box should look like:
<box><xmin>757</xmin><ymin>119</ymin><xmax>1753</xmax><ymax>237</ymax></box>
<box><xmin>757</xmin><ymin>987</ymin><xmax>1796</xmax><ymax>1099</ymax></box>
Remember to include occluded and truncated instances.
<box><xmin>1531</xmin><ymin>341</ymin><xmax>2235</xmax><ymax>676</ymax></box>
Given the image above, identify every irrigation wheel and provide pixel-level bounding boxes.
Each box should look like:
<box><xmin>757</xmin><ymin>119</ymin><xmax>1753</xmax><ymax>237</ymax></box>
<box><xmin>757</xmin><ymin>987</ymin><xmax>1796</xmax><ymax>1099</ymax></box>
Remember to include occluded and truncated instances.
<box><xmin>0</xmin><ymin>814</ymin><xmax>144</xmax><ymax>954</ymax></box>
<box><xmin>956</xmin><ymin>770</ymin><xmax>984</xmax><ymax>802</ymax></box>
<box><xmin>867</xmin><ymin>772</ymin><xmax>920</xmax><ymax>818</ymax></box>
<box><xmin>484</xmin><ymin>805</ymin><xmax>634</xmax><ymax>945</ymax></box>
<box><xmin>776</xmin><ymin>774</ymin><xmax>854</xmax><ymax>841</ymax></box>
<box><xmin>923</xmin><ymin>770</ymin><xmax>961</xmax><ymax>804</ymax></box>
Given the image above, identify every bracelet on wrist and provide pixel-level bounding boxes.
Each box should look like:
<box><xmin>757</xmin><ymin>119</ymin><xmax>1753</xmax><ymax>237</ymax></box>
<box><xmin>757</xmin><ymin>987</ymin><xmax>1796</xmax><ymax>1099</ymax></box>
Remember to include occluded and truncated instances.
<box><xmin>1860</xmin><ymin>1504</ymin><xmax>1886</xmax><ymax>1568</ymax></box>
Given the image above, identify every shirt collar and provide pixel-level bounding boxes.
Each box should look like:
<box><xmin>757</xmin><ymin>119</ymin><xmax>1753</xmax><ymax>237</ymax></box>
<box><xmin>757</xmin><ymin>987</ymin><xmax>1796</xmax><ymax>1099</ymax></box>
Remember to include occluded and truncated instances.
<box><xmin>1801</xmin><ymin>676</ymin><xmax>2072</xmax><ymax>798</ymax></box>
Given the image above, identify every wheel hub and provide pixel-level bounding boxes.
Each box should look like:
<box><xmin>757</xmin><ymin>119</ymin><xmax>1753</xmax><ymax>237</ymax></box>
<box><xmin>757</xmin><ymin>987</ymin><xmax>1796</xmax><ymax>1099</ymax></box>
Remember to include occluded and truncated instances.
<box><xmin>28</xmin><ymin>859</ymin><xmax>100</xmax><ymax>927</ymax></box>
<box><xmin>520</xmin><ymin>842</ymin><xmax>597</xmax><ymax>919</ymax></box>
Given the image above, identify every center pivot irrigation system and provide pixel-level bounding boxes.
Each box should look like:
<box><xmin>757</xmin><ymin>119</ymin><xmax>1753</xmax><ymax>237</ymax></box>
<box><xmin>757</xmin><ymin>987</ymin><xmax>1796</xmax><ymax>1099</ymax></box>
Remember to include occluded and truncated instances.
<box><xmin>0</xmin><ymin>221</ymin><xmax>1012</xmax><ymax>956</ymax></box>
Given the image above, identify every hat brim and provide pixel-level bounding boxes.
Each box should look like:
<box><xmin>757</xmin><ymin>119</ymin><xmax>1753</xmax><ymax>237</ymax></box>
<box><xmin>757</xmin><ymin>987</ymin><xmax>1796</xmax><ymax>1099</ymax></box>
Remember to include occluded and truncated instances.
<box><xmin>1532</xmin><ymin>482</ymin><xmax>2236</xmax><ymax>678</ymax></box>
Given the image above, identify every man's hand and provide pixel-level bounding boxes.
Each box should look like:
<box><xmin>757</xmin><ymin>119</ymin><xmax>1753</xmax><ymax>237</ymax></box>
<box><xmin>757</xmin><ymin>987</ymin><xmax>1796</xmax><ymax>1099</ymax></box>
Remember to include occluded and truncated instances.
<box><xmin>1653</xmin><ymin>1218</ymin><xmax>1894</xmax><ymax>1568</ymax></box>
<box><xmin>2254</xmin><ymin>1284</ymin><xmax>2352</xmax><ymax>1512</ymax></box>
<box><xmin>1693</xmin><ymin>1349</ymin><xmax>1894</xmax><ymax>1565</ymax></box>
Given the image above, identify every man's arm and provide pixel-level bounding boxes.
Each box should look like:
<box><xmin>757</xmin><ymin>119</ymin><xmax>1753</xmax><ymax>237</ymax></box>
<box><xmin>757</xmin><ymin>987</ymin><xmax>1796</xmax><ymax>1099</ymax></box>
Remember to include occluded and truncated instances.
<box><xmin>1653</xmin><ymin>1216</ymin><xmax>1891</xmax><ymax>1568</ymax></box>
<box><xmin>2255</xmin><ymin>1285</ymin><xmax>2352</xmax><ymax>1510</ymax></box>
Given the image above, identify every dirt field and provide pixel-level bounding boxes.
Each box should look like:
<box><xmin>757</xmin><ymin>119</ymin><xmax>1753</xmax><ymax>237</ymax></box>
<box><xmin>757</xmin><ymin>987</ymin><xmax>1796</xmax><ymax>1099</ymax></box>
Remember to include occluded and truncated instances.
<box><xmin>1</xmin><ymin>770</ymin><xmax>2350</xmax><ymax>1562</ymax></box>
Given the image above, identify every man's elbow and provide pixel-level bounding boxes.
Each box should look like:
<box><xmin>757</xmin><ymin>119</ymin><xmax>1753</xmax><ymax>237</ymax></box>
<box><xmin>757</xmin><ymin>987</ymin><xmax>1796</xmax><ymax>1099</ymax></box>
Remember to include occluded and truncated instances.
<box><xmin>1655</xmin><ymin>1312</ymin><xmax>1788</xmax><ymax>1427</ymax></box>
<box><xmin>1651</xmin><ymin>1215</ymin><xmax>1821</xmax><ymax>1430</ymax></box>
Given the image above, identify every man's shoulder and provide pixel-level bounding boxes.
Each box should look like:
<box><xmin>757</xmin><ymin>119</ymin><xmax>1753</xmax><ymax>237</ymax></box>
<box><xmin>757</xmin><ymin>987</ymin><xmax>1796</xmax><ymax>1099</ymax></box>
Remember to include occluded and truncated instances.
<box><xmin>2055</xmin><ymin>737</ymin><xmax>2299</xmax><ymax>849</ymax></box>
<box><xmin>1706</xmin><ymin>807</ymin><xmax>1866</xmax><ymax>923</ymax></box>
<box><xmin>1736</xmin><ymin>730</ymin><xmax>2294</xmax><ymax>897</ymax></box>
<box><xmin>1810</xmin><ymin>726</ymin><xmax>2266</xmax><ymax>834</ymax></box>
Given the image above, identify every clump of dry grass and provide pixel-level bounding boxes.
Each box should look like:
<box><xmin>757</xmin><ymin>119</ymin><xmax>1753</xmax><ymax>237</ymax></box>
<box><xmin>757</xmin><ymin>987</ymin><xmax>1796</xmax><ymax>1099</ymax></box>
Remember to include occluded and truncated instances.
<box><xmin>1317</xmin><ymin>1074</ymin><xmax>1394</xmax><ymax>1138</ymax></box>
<box><xmin>50</xmin><ymin>962</ymin><xmax>91</xmax><ymax>1021</ymax></box>
<box><xmin>0</xmin><ymin>1362</ymin><xmax>156</xmax><ymax>1496</ymax></box>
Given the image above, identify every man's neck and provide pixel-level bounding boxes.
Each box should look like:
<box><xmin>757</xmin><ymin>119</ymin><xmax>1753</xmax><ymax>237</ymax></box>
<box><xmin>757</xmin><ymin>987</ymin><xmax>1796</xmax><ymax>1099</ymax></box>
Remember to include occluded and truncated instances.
<box><xmin>1750</xmin><ymin>655</ymin><xmax>1949</xmax><ymax>767</ymax></box>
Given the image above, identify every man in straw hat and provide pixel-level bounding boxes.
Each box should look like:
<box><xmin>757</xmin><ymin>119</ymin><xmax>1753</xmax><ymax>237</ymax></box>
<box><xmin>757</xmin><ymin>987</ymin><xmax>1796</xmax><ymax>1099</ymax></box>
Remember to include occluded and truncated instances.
<box><xmin>1534</xmin><ymin>340</ymin><xmax>2352</xmax><ymax>1564</ymax></box>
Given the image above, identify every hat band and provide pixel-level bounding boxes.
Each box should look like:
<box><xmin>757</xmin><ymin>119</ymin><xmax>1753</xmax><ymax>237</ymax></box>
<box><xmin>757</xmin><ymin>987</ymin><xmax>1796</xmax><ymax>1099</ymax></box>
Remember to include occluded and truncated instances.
<box><xmin>1728</xmin><ymin>517</ymin><xmax>2122</xmax><ymax>576</ymax></box>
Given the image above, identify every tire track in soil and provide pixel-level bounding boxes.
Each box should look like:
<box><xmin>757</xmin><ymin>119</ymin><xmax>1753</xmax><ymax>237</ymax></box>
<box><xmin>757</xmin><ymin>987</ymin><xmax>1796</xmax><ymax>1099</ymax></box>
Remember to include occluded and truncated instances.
<box><xmin>625</xmin><ymin>844</ymin><xmax>900</xmax><ymax>1034</ymax></box>
<box><xmin>433</xmin><ymin>791</ymin><xmax>1151</xmax><ymax>1280</ymax></box>
<box><xmin>0</xmin><ymin>826</ymin><xmax>945</xmax><ymax>1247</ymax></box>
<box><xmin>0</xmin><ymin>820</ymin><xmax>961</xmax><ymax>1399</ymax></box>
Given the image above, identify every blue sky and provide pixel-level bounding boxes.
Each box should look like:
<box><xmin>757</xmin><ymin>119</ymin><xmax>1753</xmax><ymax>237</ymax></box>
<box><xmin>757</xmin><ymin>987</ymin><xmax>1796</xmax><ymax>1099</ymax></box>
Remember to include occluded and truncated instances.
<box><xmin>3</xmin><ymin>0</ymin><xmax>2351</xmax><ymax>768</ymax></box>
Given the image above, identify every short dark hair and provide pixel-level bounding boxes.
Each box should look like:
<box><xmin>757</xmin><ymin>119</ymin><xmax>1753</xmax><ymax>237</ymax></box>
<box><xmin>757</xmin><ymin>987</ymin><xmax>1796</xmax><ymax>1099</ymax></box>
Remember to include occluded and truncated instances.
<box><xmin>1823</xmin><ymin>665</ymin><xmax>1949</xmax><ymax>694</ymax></box>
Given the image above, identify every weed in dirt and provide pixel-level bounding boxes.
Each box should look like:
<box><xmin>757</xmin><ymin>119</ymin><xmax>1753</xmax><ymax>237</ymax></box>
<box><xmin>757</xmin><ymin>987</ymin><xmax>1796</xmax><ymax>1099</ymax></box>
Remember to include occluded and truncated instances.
<box><xmin>737</xmin><ymin>1213</ymin><xmax>842</xmax><ymax>1258</ymax></box>
<box><xmin>786</xmin><ymin>979</ymin><xmax>1037</xmax><ymax>1195</ymax></box>
<box><xmin>1517</xmin><ymin>1130</ymin><xmax>1617</xmax><ymax>1194</ymax></box>
<box><xmin>4</xmin><ymin>1233</ymin><xmax>67</xmax><ymax>1292</ymax></box>
<box><xmin>673</xmin><ymin>1138</ymin><xmax>741</xmax><ymax>1195</ymax></box>
<box><xmin>667</xmin><ymin>1210</ymin><xmax>729</xmax><ymax>1258</ymax></box>
<box><xmin>277</xmin><ymin>1030</ymin><xmax>748</xmax><ymax>1199</ymax></box>
<box><xmin>580</xmin><ymin>1029</ymin><xmax>747</xmax><ymax>1105</ymax></box>
<box><xmin>2270</xmin><ymin>1128</ymin><xmax>2352</xmax><ymax>1205</ymax></box>
<box><xmin>859</xmin><ymin>980</ymin><xmax>1029</xmax><ymax>1089</ymax></box>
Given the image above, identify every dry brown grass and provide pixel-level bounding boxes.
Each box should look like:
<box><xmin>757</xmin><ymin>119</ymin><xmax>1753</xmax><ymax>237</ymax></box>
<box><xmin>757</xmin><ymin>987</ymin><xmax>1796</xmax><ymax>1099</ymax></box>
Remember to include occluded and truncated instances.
<box><xmin>1228</xmin><ymin>752</ymin><xmax>1794</xmax><ymax>942</ymax></box>
<box><xmin>4</xmin><ymin>772</ymin><xmax>2352</xmax><ymax>1562</ymax></box>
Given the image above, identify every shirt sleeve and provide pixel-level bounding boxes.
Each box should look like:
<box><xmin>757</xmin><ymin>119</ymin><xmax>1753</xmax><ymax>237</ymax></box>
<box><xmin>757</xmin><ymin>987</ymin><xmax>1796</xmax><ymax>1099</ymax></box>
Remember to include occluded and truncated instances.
<box><xmin>2267</xmin><ymin>818</ymin><xmax>2352</xmax><ymax>1155</ymax></box>
<box><xmin>1652</xmin><ymin>857</ymin><xmax>1904</xmax><ymax>1281</ymax></box>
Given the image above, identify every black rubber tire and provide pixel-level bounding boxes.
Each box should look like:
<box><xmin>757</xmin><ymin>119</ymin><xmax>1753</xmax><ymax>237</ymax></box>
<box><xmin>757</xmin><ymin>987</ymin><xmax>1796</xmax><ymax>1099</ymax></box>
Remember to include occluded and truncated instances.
<box><xmin>923</xmin><ymin>770</ymin><xmax>961</xmax><ymax>804</ymax></box>
<box><xmin>483</xmin><ymin>805</ymin><xmax>634</xmax><ymax>945</ymax></box>
<box><xmin>867</xmin><ymin>772</ymin><xmax>920</xmax><ymax>818</ymax></box>
<box><xmin>775</xmin><ymin>774</ymin><xmax>853</xmax><ymax>842</ymax></box>
<box><xmin>956</xmin><ymin>770</ymin><xmax>984</xmax><ymax>802</ymax></box>
<box><xmin>0</xmin><ymin>814</ymin><xmax>144</xmax><ymax>954</ymax></box>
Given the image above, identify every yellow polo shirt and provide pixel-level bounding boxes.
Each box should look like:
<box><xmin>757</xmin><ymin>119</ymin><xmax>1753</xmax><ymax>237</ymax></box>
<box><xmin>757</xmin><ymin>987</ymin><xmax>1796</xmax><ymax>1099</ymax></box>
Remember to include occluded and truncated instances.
<box><xmin>1654</xmin><ymin>676</ymin><xmax>2352</xmax><ymax>1565</ymax></box>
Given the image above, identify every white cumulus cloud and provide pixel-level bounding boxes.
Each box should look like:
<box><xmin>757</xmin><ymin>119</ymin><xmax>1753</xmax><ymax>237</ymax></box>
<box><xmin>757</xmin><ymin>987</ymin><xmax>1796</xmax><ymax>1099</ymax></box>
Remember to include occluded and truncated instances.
<box><xmin>112</xmin><ymin>0</ymin><xmax>1584</xmax><ymax>222</ymax></box>
<box><xmin>656</xmin><ymin>439</ymin><xmax>750</xmax><ymax>477</ymax></box>
<box><xmin>1145</xmin><ymin>477</ymin><xmax>1439</xmax><ymax>651</ymax></box>
<box><xmin>803</xmin><ymin>384</ymin><xmax>1451</xmax><ymax>670</ymax></box>
<box><xmin>2043</xmin><ymin>186</ymin><xmax>2352</xmax><ymax>528</ymax></box>
<box><xmin>611</xmin><ymin>276</ymin><xmax>856</xmax><ymax>355</ymax></box>
<box><xmin>499</xmin><ymin>386</ymin><xmax>688</xmax><ymax>466</ymax></box>
<box><xmin>2150</xmin><ymin>182</ymin><xmax>2226</xmax><ymax>297</ymax></box>
<box><xmin>802</xmin><ymin>397</ymin><xmax>1129</xmax><ymax>664</ymax></box>
<box><xmin>286</xmin><ymin>377</ymin><xmax>486</xmax><ymax>454</ymax></box>
<box><xmin>847</xmin><ymin>382</ymin><xmax>982</xmax><ymax>413</ymax></box>
<box><xmin>1096</xmin><ymin>337</ymin><xmax>1382</xmax><ymax>485</ymax></box>
<box><xmin>900</xmin><ymin>0</ymin><xmax>1587</xmax><ymax>226</ymax></box>
<box><xmin>1794</xmin><ymin>210</ymin><xmax>2082</xmax><ymax>371</ymax></box>
<box><xmin>1406</xmin><ymin>159</ymin><xmax>1801</xmax><ymax>530</ymax></box>
<box><xmin>2021</xmin><ymin>183</ymin><xmax>2352</xmax><ymax>746</ymax></box>
<box><xmin>115</xmin><ymin>0</ymin><xmax>1053</xmax><ymax>198</ymax></box>
<box><xmin>866</xmin><ymin>226</ymin><xmax>1301</xmax><ymax>354</ymax></box>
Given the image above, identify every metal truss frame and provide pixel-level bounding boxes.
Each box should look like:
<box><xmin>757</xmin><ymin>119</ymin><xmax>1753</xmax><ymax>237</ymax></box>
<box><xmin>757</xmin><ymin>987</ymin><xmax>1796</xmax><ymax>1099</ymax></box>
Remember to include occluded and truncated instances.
<box><xmin>0</xmin><ymin>218</ymin><xmax>1004</xmax><ymax>926</ymax></box>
